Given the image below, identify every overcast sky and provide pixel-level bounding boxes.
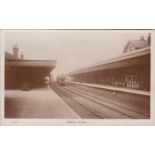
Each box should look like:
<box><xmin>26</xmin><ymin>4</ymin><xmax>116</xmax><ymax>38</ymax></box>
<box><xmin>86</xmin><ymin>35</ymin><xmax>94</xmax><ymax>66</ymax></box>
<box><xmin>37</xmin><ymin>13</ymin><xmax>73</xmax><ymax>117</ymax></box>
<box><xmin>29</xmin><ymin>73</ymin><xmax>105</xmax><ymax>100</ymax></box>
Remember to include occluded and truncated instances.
<box><xmin>4</xmin><ymin>30</ymin><xmax>150</xmax><ymax>76</ymax></box>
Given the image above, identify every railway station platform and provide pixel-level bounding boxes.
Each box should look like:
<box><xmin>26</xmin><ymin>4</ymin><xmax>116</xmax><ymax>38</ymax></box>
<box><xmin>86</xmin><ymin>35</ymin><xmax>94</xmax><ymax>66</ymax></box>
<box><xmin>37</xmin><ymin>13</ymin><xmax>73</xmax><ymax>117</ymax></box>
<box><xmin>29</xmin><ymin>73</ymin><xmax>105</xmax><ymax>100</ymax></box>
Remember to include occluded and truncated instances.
<box><xmin>5</xmin><ymin>87</ymin><xmax>80</xmax><ymax>118</ymax></box>
<box><xmin>69</xmin><ymin>81</ymin><xmax>150</xmax><ymax>96</ymax></box>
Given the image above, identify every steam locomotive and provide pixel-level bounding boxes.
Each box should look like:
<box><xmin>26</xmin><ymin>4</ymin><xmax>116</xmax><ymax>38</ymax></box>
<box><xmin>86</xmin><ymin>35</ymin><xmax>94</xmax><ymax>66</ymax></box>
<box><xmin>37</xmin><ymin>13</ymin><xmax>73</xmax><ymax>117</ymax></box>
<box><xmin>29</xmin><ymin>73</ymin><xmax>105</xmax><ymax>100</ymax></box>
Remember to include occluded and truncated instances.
<box><xmin>57</xmin><ymin>75</ymin><xmax>70</xmax><ymax>86</ymax></box>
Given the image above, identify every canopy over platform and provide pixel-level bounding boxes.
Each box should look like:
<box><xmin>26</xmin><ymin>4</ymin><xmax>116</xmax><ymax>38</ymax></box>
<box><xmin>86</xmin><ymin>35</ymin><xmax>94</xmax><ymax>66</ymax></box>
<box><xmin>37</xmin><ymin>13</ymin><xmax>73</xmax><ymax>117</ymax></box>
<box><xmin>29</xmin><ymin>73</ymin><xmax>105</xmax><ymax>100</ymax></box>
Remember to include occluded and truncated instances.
<box><xmin>67</xmin><ymin>47</ymin><xmax>150</xmax><ymax>91</ymax></box>
<box><xmin>5</xmin><ymin>60</ymin><xmax>57</xmax><ymax>89</ymax></box>
<box><xmin>68</xmin><ymin>47</ymin><xmax>150</xmax><ymax>75</ymax></box>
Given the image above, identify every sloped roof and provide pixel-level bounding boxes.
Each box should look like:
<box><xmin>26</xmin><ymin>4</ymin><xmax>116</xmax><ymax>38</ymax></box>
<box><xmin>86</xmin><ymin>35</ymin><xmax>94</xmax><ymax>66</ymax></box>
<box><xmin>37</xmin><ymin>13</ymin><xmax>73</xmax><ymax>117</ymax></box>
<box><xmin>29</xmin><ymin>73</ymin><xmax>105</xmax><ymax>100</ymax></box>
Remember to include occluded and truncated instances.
<box><xmin>131</xmin><ymin>40</ymin><xmax>149</xmax><ymax>48</ymax></box>
<box><xmin>123</xmin><ymin>40</ymin><xmax>149</xmax><ymax>53</ymax></box>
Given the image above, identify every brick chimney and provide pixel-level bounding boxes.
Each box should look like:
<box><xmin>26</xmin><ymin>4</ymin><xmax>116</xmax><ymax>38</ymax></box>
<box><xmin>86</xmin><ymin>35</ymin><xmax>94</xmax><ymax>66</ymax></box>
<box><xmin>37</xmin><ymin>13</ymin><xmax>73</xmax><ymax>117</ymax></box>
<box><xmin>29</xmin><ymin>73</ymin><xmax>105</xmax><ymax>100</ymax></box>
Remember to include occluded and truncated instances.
<box><xmin>13</xmin><ymin>44</ymin><xmax>18</xmax><ymax>58</ymax></box>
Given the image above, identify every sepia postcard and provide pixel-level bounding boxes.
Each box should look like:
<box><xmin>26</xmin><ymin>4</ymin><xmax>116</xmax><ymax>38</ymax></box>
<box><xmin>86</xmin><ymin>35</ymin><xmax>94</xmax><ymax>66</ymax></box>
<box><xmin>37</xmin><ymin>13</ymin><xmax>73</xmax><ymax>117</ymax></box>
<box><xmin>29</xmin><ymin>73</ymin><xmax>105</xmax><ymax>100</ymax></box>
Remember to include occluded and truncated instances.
<box><xmin>0</xmin><ymin>29</ymin><xmax>155</xmax><ymax>125</ymax></box>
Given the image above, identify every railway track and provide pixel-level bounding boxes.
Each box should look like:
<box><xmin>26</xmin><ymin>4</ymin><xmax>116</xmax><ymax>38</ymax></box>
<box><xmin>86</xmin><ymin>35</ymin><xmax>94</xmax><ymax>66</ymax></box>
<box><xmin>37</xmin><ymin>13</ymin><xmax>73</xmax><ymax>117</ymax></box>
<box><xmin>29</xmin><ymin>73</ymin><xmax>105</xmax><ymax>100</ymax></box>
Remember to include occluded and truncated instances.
<box><xmin>51</xmin><ymin>83</ymin><xmax>149</xmax><ymax>119</ymax></box>
<box><xmin>63</xmin><ymin>87</ymin><xmax>132</xmax><ymax>119</ymax></box>
<box><xmin>50</xmin><ymin>84</ymin><xmax>101</xmax><ymax>119</ymax></box>
<box><xmin>74</xmin><ymin>84</ymin><xmax>149</xmax><ymax>110</ymax></box>
<box><xmin>67</xmin><ymin>85</ymin><xmax>150</xmax><ymax>117</ymax></box>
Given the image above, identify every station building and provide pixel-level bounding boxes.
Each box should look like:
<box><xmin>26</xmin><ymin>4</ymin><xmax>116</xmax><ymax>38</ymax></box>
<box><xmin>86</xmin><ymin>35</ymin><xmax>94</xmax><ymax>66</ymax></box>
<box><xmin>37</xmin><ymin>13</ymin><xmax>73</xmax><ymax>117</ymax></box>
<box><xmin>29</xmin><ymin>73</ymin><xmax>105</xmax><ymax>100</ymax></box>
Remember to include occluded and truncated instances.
<box><xmin>123</xmin><ymin>34</ymin><xmax>150</xmax><ymax>53</ymax></box>
<box><xmin>5</xmin><ymin>45</ymin><xmax>56</xmax><ymax>89</ymax></box>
